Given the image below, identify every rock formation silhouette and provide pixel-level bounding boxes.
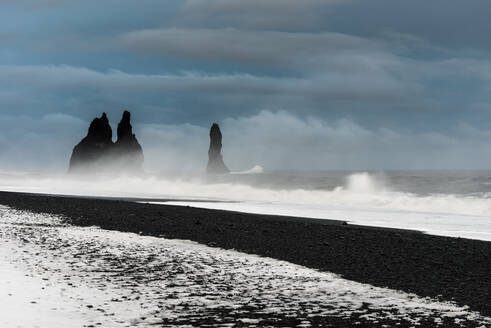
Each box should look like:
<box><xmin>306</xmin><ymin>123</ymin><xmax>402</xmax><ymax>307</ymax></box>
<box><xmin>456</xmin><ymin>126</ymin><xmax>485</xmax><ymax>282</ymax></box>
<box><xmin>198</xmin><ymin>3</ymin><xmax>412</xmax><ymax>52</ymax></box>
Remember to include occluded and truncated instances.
<box><xmin>114</xmin><ymin>110</ymin><xmax>144</xmax><ymax>171</ymax></box>
<box><xmin>206</xmin><ymin>123</ymin><xmax>229</xmax><ymax>174</ymax></box>
<box><xmin>69</xmin><ymin>111</ymin><xmax>143</xmax><ymax>173</ymax></box>
<box><xmin>69</xmin><ymin>113</ymin><xmax>113</xmax><ymax>172</ymax></box>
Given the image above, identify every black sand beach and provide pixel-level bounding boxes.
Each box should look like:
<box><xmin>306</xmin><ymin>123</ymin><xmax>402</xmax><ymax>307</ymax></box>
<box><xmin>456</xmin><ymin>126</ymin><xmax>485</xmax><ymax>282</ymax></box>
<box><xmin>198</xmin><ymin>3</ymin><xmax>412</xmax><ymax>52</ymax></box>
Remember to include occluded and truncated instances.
<box><xmin>0</xmin><ymin>190</ymin><xmax>490</xmax><ymax>322</ymax></box>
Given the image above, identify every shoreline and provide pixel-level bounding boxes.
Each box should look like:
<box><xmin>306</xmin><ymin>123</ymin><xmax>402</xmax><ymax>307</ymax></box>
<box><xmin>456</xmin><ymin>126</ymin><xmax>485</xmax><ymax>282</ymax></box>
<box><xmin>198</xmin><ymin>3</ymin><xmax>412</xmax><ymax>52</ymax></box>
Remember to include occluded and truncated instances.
<box><xmin>0</xmin><ymin>190</ymin><xmax>490</xmax><ymax>318</ymax></box>
<box><xmin>3</xmin><ymin>191</ymin><xmax>432</xmax><ymax>234</ymax></box>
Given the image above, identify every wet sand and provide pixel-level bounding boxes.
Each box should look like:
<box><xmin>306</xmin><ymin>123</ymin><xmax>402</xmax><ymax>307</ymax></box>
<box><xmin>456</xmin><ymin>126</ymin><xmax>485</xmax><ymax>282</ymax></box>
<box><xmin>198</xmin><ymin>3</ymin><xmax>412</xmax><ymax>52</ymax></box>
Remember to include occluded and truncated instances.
<box><xmin>0</xmin><ymin>191</ymin><xmax>490</xmax><ymax>323</ymax></box>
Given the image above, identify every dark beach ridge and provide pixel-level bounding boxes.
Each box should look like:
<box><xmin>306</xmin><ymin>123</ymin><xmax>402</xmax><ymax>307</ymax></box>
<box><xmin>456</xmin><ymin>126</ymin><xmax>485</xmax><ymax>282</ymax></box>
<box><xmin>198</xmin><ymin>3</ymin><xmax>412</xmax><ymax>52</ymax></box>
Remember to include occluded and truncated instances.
<box><xmin>0</xmin><ymin>190</ymin><xmax>490</xmax><ymax>322</ymax></box>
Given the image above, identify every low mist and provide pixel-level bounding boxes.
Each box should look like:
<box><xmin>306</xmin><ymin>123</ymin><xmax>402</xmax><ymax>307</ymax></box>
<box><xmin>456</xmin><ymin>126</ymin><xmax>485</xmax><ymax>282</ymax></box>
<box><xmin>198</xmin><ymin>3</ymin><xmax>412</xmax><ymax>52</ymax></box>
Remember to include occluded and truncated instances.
<box><xmin>1</xmin><ymin>111</ymin><xmax>491</xmax><ymax>174</ymax></box>
<box><xmin>0</xmin><ymin>170</ymin><xmax>489</xmax><ymax>216</ymax></box>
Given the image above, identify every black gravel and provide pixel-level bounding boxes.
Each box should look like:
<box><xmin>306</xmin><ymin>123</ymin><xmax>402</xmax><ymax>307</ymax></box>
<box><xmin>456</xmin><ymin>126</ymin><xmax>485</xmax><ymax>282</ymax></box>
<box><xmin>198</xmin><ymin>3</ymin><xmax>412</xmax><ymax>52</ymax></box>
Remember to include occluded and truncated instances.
<box><xmin>1</xmin><ymin>191</ymin><xmax>490</xmax><ymax>319</ymax></box>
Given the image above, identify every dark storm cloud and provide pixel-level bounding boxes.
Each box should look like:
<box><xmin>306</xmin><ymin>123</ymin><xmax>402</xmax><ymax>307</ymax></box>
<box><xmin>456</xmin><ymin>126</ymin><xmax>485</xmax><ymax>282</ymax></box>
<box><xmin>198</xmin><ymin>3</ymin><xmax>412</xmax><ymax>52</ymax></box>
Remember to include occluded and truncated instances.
<box><xmin>119</xmin><ymin>25</ymin><xmax>491</xmax><ymax>129</ymax></box>
<box><xmin>178</xmin><ymin>0</ymin><xmax>491</xmax><ymax>52</ymax></box>
<box><xmin>0</xmin><ymin>63</ymin><xmax>420</xmax><ymax>125</ymax></box>
<box><xmin>0</xmin><ymin>0</ymin><xmax>65</xmax><ymax>7</ymax></box>
<box><xmin>327</xmin><ymin>0</ymin><xmax>491</xmax><ymax>52</ymax></box>
<box><xmin>177</xmin><ymin>0</ymin><xmax>344</xmax><ymax>31</ymax></box>
<box><xmin>120</xmin><ymin>28</ymin><xmax>384</xmax><ymax>68</ymax></box>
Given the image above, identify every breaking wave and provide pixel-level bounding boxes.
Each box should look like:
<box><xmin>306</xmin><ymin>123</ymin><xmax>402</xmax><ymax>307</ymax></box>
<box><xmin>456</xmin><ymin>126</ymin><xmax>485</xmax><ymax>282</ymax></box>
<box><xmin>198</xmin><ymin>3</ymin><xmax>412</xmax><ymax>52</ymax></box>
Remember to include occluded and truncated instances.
<box><xmin>231</xmin><ymin>165</ymin><xmax>265</xmax><ymax>175</ymax></box>
<box><xmin>0</xmin><ymin>171</ymin><xmax>490</xmax><ymax>240</ymax></box>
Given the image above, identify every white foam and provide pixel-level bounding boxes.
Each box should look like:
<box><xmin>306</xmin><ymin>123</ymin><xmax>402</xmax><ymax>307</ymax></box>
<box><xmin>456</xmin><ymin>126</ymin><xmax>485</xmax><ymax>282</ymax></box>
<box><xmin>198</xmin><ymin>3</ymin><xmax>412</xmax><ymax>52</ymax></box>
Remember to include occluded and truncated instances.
<box><xmin>231</xmin><ymin>165</ymin><xmax>265</xmax><ymax>174</ymax></box>
<box><xmin>0</xmin><ymin>172</ymin><xmax>490</xmax><ymax>241</ymax></box>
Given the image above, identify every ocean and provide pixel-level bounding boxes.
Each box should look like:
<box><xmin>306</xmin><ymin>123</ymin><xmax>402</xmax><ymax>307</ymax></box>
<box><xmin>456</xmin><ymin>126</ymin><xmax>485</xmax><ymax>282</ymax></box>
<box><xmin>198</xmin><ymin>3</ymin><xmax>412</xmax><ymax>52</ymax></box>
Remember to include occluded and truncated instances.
<box><xmin>1</xmin><ymin>169</ymin><xmax>490</xmax><ymax>241</ymax></box>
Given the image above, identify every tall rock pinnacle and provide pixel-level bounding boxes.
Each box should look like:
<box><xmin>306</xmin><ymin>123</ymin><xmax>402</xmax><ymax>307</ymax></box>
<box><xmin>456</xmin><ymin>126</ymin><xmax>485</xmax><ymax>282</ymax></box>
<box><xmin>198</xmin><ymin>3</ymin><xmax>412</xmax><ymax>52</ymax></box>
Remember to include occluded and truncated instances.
<box><xmin>117</xmin><ymin>110</ymin><xmax>133</xmax><ymax>141</ymax></box>
<box><xmin>69</xmin><ymin>113</ymin><xmax>113</xmax><ymax>172</ymax></box>
<box><xmin>206</xmin><ymin>123</ymin><xmax>229</xmax><ymax>174</ymax></box>
<box><xmin>114</xmin><ymin>110</ymin><xmax>144</xmax><ymax>171</ymax></box>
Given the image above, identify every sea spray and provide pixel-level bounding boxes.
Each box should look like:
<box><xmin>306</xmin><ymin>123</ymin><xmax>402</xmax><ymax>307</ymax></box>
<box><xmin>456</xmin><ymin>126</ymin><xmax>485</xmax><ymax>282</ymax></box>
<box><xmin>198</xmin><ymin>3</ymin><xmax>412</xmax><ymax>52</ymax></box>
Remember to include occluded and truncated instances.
<box><xmin>0</xmin><ymin>171</ymin><xmax>490</xmax><ymax>240</ymax></box>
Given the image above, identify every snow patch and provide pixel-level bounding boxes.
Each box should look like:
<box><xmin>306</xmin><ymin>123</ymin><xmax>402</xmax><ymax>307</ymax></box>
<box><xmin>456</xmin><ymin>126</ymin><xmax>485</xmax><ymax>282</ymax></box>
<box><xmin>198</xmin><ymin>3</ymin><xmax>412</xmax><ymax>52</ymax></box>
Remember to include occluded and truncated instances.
<box><xmin>0</xmin><ymin>206</ymin><xmax>489</xmax><ymax>327</ymax></box>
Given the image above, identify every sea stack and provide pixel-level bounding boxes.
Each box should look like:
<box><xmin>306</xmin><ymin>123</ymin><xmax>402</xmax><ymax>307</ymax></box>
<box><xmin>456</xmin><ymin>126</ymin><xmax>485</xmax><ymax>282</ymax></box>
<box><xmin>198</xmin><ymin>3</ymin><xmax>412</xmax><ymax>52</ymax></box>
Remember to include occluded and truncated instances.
<box><xmin>206</xmin><ymin>123</ymin><xmax>229</xmax><ymax>174</ymax></box>
<box><xmin>69</xmin><ymin>113</ymin><xmax>113</xmax><ymax>172</ymax></box>
<box><xmin>114</xmin><ymin>110</ymin><xmax>144</xmax><ymax>172</ymax></box>
<box><xmin>68</xmin><ymin>111</ymin><xmax>144</xmax><ymax>173</ymax></box>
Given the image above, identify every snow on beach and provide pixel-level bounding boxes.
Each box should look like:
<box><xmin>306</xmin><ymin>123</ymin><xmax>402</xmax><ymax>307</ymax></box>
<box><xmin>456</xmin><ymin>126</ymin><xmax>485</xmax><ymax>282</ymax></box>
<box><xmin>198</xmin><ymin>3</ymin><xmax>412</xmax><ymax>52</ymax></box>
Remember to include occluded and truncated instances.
<box><xmin>0</xmin><ymin>205</ymin><xmax>490</xmax><ymax>327</ymax></box>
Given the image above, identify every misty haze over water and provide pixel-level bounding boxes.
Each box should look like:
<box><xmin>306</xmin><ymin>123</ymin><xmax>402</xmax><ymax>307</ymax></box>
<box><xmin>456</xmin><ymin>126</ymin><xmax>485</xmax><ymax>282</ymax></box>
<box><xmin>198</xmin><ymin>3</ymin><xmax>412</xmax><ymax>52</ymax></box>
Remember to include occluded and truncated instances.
<box><xmin>200</xmin><ymin>169</ymin><xmax>491</xmax><ymax>197</ymax></box>
<box><xmin>1</xmin><ymin>169</ymin><xmax>490</xmax><ymax>241</ymax></box>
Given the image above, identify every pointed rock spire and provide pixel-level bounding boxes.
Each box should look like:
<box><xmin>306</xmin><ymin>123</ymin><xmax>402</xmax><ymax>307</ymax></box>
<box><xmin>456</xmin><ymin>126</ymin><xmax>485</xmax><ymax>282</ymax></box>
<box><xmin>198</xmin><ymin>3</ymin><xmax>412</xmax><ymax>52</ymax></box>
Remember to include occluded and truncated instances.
<box><xmin>87</xmin><ymin>112</ymin><xmax>112</xmax><ymax>142</ymax></box>
<box><xmin>114</xmin><ymin>110</ymin><xmax>144</xmax><ymax>172</ymax></box>
<box><xmin>69</xmin><ymin>113</ymin><xmax>113</xmax><ymax>172</ymax></box>
<box><xmin>206</xmin><ymin>123</ymin><xmax>229</xmax><ymax>174</ymax></box>
<box><xmin>117</xmin><ymin>110</ymin><xmax>133</xmax><ymax>141</ymax></box>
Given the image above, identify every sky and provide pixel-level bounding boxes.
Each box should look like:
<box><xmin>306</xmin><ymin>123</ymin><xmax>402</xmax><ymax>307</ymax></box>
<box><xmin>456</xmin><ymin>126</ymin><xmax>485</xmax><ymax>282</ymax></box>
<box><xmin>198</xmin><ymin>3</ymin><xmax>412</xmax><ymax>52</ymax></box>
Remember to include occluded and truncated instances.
<box><xmin>1</xmin><ymin>0</ymin><xmax>491</xmax><ymax>171</ymax></box>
